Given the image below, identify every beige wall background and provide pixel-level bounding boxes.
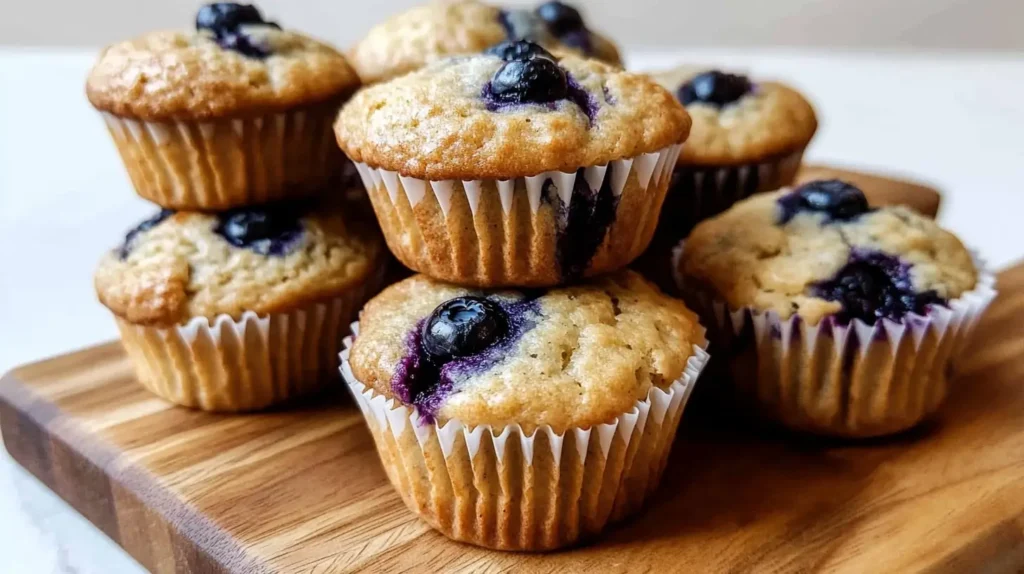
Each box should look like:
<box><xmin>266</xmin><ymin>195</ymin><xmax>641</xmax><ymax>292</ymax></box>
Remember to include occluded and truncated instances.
<box><xmin>3</xmin><ymin>0</ymin><xmax>1023</xmax><ymax>51</ymax></box>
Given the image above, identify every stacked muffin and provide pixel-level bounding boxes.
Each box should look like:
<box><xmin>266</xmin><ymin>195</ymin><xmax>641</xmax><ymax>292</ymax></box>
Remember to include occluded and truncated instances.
<box><xmin>334</xmin><ymin>37</ymin><xmax>711</xmax><ymax>549</ymax></box>
<box><xmin>87</xmin><ymin>3</ymin><xmax>386</xmax><ymax>411</ymax></box>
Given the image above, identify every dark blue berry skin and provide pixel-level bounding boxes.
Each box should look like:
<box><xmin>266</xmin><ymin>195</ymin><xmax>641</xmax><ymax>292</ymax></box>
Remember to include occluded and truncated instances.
<box><xmin>391</xmin><ymin>297</ymin><xmax>539</xmax><ymax>423</ymax></box>
<box><xmin>421</xmin><ymin>297</ymin><xmax>508</xmax><ymax>364</ymax></box>
<box><xmin>488</xmin><ymin>57</ymin><xmax>568</xmax><ymax>105</ymax></box>
<box><xmin>551</xmin><ymin>167</ymin><xmax>619</xmax><ymax>280</ymax></box>
<box><xmin>196</xmin><ymin>3</ymin><xmax>280</xmax><ymax>59</ymax></box>
<box><xmin>118</xmin><ymin>209</ymin><xmax>174</xmax><ymax>260</ymax></box>
<box><xmin>535</xmin><ymin>2</ymin><xmax>585</xmax><ymax>35</ymax></box>
<box><xmin>484</xmin><ymin>40</ymin><xmax>555</xmax><ymax>62</ymax></box>
<box><xmin>678</xmin><ymin>70</ymin><xmax>752</xmax><ymax>107</ymax></box>
<box><xmin>777</xmin><ymin>179</ymin><xmax>870</xmax><ymax>224</ymax></box>
<box><xmin>811</xmin><ymin>250</ymin><xmax>943</xmax><ymax>325</ymax></box>
<box><xmin>214</xmin><ymin>205</ymin><xmax>304</xmax><ymax>256</ymax></box>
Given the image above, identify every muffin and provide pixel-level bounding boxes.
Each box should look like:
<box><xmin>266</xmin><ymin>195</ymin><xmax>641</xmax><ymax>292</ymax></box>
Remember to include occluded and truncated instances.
<box><xmin>86</xmin><ymin>3</ymin><xmax>361</xmax><ymax>210</ymax></box>
<box><xmin>673</xmin><ymin>180</ymin><xmax>996</xmax><ymax>437</ymax></box>
<box><xmin>342</xmin><ymin>270</ymin><xmax>709</xmax><ymax>550</ymax></box>
<box><xmin>649</xmin><ymin>66</ymin><xmax>817</xmax><ymax>244</ymax></box>
<box><xmin>348</xmin><ymin>0</ymin><xmax>622</xmax><ymax>84</ymax></box>
<box><xmin>95</xmin><ymin>199</ymin><xmax>386</xmax><ymax>411</ymax></box>
<box><xmin>336</xmin><ymin>43</ymin><xmax>690</xmax><ymax>287</ymax></box>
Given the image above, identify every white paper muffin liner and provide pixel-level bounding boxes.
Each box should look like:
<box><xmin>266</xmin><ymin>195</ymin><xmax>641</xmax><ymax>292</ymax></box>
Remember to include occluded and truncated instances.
<box><xmin>350</xmin><ymin>144</ymin><xmax>683</xmax><ymax>286</ymax></box>
<box><xmin>340</xmin><ymin>321</ymin><xmax>709</xmax><ymax>550</ymax></box>
<box><xmin>100</xmin><ymin>100</ymin><xmax>342</xmax><ymax>210</ymax></box>
<box><xmin>116</xmin><ymin>272</ymin><xmax>381</xmax><ymax>412</ymax></box>
<box><xmin>672</xmin><ymin>243</ymin><xmax>997</xmax><ymax>437</ymax></box>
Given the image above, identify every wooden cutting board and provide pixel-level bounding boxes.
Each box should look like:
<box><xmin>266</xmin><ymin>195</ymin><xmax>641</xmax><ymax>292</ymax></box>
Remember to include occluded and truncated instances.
<box><xmin>2</xmin><ymin>263</ymin><xmax>1023</xmax><ymax>574</ymax></box>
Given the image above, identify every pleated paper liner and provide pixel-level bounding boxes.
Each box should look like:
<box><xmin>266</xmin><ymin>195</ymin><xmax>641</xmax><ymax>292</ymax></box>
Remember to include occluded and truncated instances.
<box><xmin>101</xmin><ymin>99</ymin><xmax>343</xmax><ymax>211</ymax></box>
<box><xmin>351</xmin><ymin>144</ymin><xmax>683</xmax><ymax>287</ymax></box>
<box><xmin>635</xmin><ymin>150</ymin><xmax>804</xmax><ymax>293</ymax></box>
<box><xmin>116</xmin><ymin>271</ymin><xmax>383</xmax><ymax>412</ymax></box>
<box><xmin>672</xmin><ymin>243</ymin><xmax>997</xmax><ymax>438</ymax></box>
<box><xmin>340</xmin><ymin>322</ymin><xmax>710</xmax><ymax>551</ymax></box>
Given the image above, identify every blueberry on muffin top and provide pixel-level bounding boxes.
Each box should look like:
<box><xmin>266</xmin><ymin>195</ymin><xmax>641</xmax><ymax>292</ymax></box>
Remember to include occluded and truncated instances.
<box><xmin>651</xmin><ymin>66</ymin><xmax>817</xmax><ymax>166</ymax></box>
<box><xmin>95</xmin><ymin>199</ymin><xmax>384</xmax><ymax>326</ymax></box>
<box><xmin>349</xmin><ymin>271</ymin><xmax>703</xmax><ymax>430</ymax></box>
<box><xmin>336</xmin><ymin>52</ymin><xmax>690</xmax><ymax>180</ymax></box>
<box><xmin>677</xmin><ymin>182</ymin><xmax>978</xmax><ymax>325</ymax></box>
<box><xmin>86</xmin><ymin>3</ymin><xmax>359</xmax><ymax>120</ymax></box>
<box><xmin>347</xmin><ymin>0</ymin><xmax>621</xmax><ymax>85</ymax></box>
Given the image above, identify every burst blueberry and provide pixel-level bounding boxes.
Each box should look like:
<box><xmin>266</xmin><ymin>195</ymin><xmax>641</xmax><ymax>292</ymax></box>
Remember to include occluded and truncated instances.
<box><xmin>778</xmin><ymin>179</ymin><xmax>870</xmax><ymax>224</ymax></box>
<box><xmin>118</xmin><ymin>209</ymin><xmax>174</xmax><ymax>260</ymax></box>
<box><xmin>196</xmin><ymin>3</ymin><xmax>280</xmax><ymax>58</ymax></box>
<box><xmin>811</xmin><ymin>250</ymin><xmax>943</xmax><ymax>325</ymax></box>
<box><xmin>678</xmin><ymin>70</ymin><xmax>752</xmax><ymax>107</ymax></box>
<box><xmin>489</xmin><ymin>57</ymin><xmax>568</xmax><ymax>104</ymax></box>
<box><xmin>421</xmin><ymin>297</ymin><xmax>508</xmax><ymax>364</ymax></box>
<box><xmin>214</xmin><ymin>205</ymin><xmax>303</xmax><ymax>256</ymax></box>
<box><xmin>484</xmin><ymin>40</ymin><xmax>555</xmax><ymax>62</ymax></box>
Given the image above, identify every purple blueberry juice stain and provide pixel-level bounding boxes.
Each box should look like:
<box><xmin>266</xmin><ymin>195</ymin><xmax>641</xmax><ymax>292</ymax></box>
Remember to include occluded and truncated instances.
<box><xmin>390</xmin><ymin>297</ymin><xmax>540</xmax><ymax>423</ymax></box>
<box><xmin>811</xmin><ymin>249</ymin><xmax>944</xmax><ymax>326</ymax></box>
<box><xmin>546</xmin><ymin>166</ymin><xmax>619</xmax><ymax>280</ymax></box>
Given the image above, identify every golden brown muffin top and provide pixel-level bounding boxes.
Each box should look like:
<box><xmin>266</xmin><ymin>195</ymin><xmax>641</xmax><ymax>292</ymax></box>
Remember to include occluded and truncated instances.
<box><xmin>651</xmin><ymin>66</ymin><xmax>817</xmax><ymax>166</ymax></box>
<box><xmin>678</xmin><ymin>184</ymin><xmax>978</xmax><ymax>325</ymax></box>
<box><xmin>87</xmin><ymin>26</ymin><xmax>359</xmax><ymax>120</ymax></box>
<box><xmin>349</xmin><ymin>271</ymin><xmax>703</xmax><ymax>431</ymax></box>
<box><xmin>95</xmin><ymin>201</ymin><xmax>384</xmax><ymax>326</ymax></box>
<box><xmin>336</xmin><ymin>53</ymin><xmax>690</xmax><ymax>180</ymax></box>
<box><xmin>348</xmin><ymin>0</ymin><xmax>621</xmax><ymax>84</ymax></box>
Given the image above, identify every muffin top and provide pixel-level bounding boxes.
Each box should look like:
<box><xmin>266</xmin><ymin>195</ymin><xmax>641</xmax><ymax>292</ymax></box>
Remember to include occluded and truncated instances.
<box><xmin>86</xmin><ymin>3</ymin><xmax>360</xmax><ymax>120</ymax></box>
<box><xmin>677</xmin><ymin>180</ymin><xmax>978</xmax><ymax>325</ymax></box>
<box><xmin>349</xmin><ymin>270</ymin><xmax>704</xmax><ymax>431</ymax></box>
<box><xmin>95</xmin><ymin>199</ymin><xmax>384</xmax><ymax>326</ymax></box>
<box><xmin>336</xmin><ymin>44</ymin><xmax>690</xmax><ymax>180</ymax></box>
<box><xmin>651</xmin><ymin>66</ymin><xmax>817</xmax><ymax>166</ymax></box>
<box><xmin>348</xmin><ymin>0</ymin><xmax>622</xmax><ymax>84</ymax></box>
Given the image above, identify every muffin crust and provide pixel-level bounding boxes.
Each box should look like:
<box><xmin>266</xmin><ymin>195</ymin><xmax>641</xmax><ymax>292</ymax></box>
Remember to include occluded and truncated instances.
<box><xmin>349</xmin><ymin>271</ymin><xmax>703</xmax><ymax>430</ymax></box>
<box><xmin>95</xmin><ymin>202</ymin><xmax>384</xmax><ymax>326</ymax></box>
<box><xmin>678</xmin><ymin>189</ymin><xmax>977</xmax><ymax>324</ymax></box>
<box><xmin>87</xmin><ymin>28</ymin><xmax>360</xmax><ymax>120</ymax></box>
<box><xmin>336</xmin><ymin>54</ymin><xmax>690</xmax><ymax>180</ymax></box>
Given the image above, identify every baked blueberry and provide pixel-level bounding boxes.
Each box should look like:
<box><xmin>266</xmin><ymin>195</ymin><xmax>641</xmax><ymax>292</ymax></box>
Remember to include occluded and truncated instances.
<box><xmin>678</xmin><ymin>70</ymin><xmax>752</xmax><ymax>107</ymax></box>
<box><xmin>535</xmin><ymin>1</ymin><xmax>585</xmax><ymax>35</ymax></box>
<box><xmin>195</xmin><ymin>2</ymin><xmax>280</xmax><ymax>58</ymax></box>
<box><xmin>488</xmin><ymin>57</ymin><xmax>568</xmax><ymax>104</ymax></box>
<box><xmin>778</xmin><ymin>179</ymin><xmax>870</xmax><ymax>224</ymax></box>
<box><xmin>118</xmin><ymin>209</ymin><xmax>174</xmax><ymax>260</ymax></box>
<box><xmin>484</xmin><ymin>40</ymin><xmax>555</xmax><ymax>62</ymax></box>
<box><xmin>214</xmin><ymin>205</ymin><xmax>303</xmax><ymax>255</ymax></box>
<box><xmin>421</xmin><ymin>296</ymin><xmax>509</xmax><ymax>363</ymax></box>
<box><xmin>811</xmin><ymin>250</ymin><xmax>943</xmax><ymax>325</ymax></box>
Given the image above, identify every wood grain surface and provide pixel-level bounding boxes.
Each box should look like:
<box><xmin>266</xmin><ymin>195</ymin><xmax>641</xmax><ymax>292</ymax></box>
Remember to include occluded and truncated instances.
<box><xmin>2</xmin><ymin>264</ymin><xmax>1023</xmax><ymax>573</ymax></box>
<box><xmin>797</xmin><ymin>164</ymin><xmax>943</xmax><ymax>218</ymax></box>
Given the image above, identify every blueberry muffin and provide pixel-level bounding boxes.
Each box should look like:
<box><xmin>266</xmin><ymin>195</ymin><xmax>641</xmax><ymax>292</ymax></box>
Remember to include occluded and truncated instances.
<box><xmin>95</xmin><ymin>199</ymin><xmax>385</xmax><ymax>411</ymax></box>
<box><xmin>86</xmin><ymin>3</ymin><xmax>361</xmax><ymax>210</ymax></box>
<box><xmin>336</xmin><ymin>43</ymin><xmax>690</xmax><ymax>287</ymax></box>
<box><xmin>648</xmin><ymin>66</ymin><xmax>817</xmax><ymax>244</ymax></box>
<box><xmin>348</xmin><ymin>0</ymin><xmax>622</xmax><ymax>84</ymax></box>
<box><xmin>342</xmin><ymin>270</ymin><xmax>708</xmax><ymax>550</ymax></box>
<box><xmin>674</xmin><ymin>180</ymin><xmax>996</xmax><ymax>437</ymax></box>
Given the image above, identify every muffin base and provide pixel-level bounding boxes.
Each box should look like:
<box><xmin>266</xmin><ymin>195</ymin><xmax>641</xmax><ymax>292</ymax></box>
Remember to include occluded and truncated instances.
<box><xmin>115</xmin><ymin>276</ymin><xmax>381</xmax><ymax>412</ymax></box>
<box><xmin>673</xmin><ymin>245</ymin><xmax>997</xmax><ymax>438</ymax></box>
<box><xmin>101</xmin><ymin>100</ymin><xmax>343</xmax><ymax>211</ymax></box>
<box><xmin>341</xmin><ymin>322</ymin><xmax>709</xmax><ymax>551</ymax></box>
<box><xmin>351</xmin><ymin>145</ymin><xmax>682</xmax><ymax>287</ymax></box>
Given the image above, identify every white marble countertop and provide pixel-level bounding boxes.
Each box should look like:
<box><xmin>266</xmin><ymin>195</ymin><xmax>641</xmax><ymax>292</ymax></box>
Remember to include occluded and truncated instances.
<box><xmin>0</xmin><ymin>48</ymin><xmax>1022</xmax><ymax>573</ymax></box>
